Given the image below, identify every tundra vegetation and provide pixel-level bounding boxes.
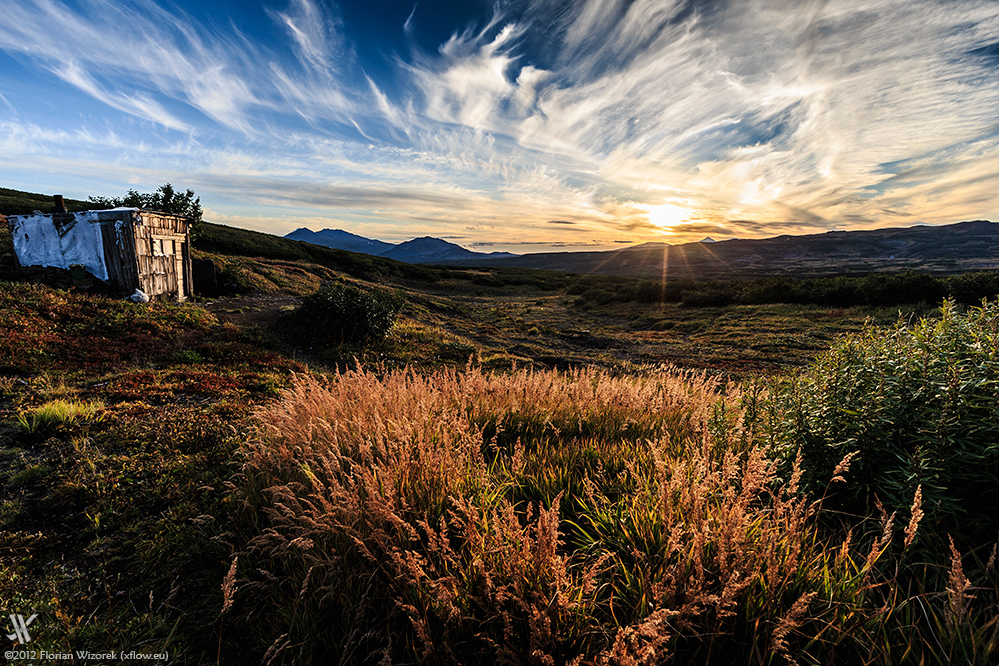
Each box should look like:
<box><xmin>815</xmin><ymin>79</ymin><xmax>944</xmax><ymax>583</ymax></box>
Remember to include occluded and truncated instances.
<box><xmin>0</xmin><ymin>212</ymin><xmax>997</xmax><ymax>664</ymax></box>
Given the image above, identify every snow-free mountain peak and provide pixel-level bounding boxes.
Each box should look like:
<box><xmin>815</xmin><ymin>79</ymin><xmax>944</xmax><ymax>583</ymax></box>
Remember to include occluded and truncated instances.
<box><xmin>285</xmin><ymin>228</ymin><xmax>394</xmax><ymax>254</ymax></box>
<box><xmin>284</xmin><ymin>229</ymin><xmax>518</xmax><ymax>263</ymax></box>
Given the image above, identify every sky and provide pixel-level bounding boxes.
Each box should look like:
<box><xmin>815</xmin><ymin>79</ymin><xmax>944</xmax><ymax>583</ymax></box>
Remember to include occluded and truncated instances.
<box><xmin>1</xmin><ymin>0</ymin><xmax>998</xmax><ymax>254</ymax></box>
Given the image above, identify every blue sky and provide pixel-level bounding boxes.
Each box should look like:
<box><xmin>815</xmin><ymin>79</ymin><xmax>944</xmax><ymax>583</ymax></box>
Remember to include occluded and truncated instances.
<box><xmin>1</xmin><ymin>0</ymin><xmax>998</xmax><ymax>253</ymax></box>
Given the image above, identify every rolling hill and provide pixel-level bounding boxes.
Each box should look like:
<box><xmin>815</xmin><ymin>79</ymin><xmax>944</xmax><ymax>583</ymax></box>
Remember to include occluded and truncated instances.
<box><xmin>442</xmin><ymin>220</ymin><xmax>999</xmax><ymax>279</ymax></box>
<box><xmin>0</xmin><ymin>187</ymin><xmax>89</xmax><ymax>215</ymax></box>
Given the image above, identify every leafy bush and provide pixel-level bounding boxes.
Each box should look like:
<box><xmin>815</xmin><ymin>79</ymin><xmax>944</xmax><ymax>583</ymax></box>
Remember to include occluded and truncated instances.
<box><xmin>438</xmin><ymin>340</ymin><xmax>477</xmax><ymax>360</ymax></box>
<box><xmin>173</xmin><ymin>349</ymin><xmax>204</xmax><ymax>365</ymax></box>
<box><xmin>680</xmin><ymin>288</ymin><xmax>733</xmax><ymax>307</ymax></box>
<box><xmin>764</xmin><ymin>299</ymin><xmax>999</xmax><ymax>543</ymax></box>
<box><xmin>581</xmin><ymin>270</ymin><xmax>999</xmax><ymax>310</ymax></box>
<box><xmin>296</xmin><ymin>282</ymin><xmax>403</xmax><ymax>346</ymax></box>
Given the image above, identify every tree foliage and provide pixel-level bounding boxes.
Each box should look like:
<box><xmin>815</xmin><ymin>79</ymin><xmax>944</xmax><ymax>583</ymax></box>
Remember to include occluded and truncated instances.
<box><xmin>89</xmin><ymin>183</ymin><xmax>203</xmax><ymax>238</ymax></box>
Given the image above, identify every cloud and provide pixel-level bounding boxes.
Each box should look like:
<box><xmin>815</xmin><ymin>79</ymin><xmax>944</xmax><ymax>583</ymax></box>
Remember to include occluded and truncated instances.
<box><xmin>269</xmin><ymin>0</ymin><xmax>347</xmax><ymax>74</ymax></box>
<box><xmin>0</xmin><ymin>0</ymin><xmax>997</xmax><ymax>250</ymax></box>
<box><xmin>404</xmin><ymin>20</ymin><xmax>533</xmax><ymax>133</ymax></box>
<box><xmin>0</xmin><ymin>0</ymin><xmax>364</xmax><ymax>134</ymax></box>
<box><xmin>495</xmin><ymin>0</ymin><xmax>999</xmax><ymax>232</ymax></box>
<box><xmin>472</xmin><ymin>240</ymin><xmax>619</xmax><ymax>248</ymax></box>
<box><xmin>0</xmin><ymin>0</ymin><xmax>259</xmax><ymax>130</ymax></box>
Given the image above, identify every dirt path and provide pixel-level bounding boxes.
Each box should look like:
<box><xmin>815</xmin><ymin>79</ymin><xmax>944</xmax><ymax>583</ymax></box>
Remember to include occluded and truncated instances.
<box><xmin>201</xmin><ymin>293</ymin><xmax>301</xmax><ymax>331</ymax></box>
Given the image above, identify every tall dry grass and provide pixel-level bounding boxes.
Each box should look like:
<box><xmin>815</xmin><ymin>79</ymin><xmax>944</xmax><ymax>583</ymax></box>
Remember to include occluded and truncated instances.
<box><xmin>233</xmin><ymin>364</ymin><xmax>997</xmax><ymax>665</ymax></box>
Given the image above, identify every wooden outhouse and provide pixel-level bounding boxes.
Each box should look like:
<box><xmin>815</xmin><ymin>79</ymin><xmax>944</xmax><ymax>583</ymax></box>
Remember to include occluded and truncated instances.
<box><xmin>6</xmin><ymin>207</ymin><xmax>193</xmax><ymax>301</ymax></box>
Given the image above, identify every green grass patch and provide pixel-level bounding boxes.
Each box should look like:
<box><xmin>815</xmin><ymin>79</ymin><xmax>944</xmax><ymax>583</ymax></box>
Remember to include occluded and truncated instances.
<box><xmin>16</xmin><ymin>399</ymin><xmax>104</xmax><ymax>432</ymax></box>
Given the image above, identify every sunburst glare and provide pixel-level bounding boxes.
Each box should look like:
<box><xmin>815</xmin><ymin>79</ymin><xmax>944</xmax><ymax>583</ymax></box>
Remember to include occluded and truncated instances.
<box><xmin>644</xmin><ymin>203</ymin><xmax>693</xmax><ymax>231</ymax></box>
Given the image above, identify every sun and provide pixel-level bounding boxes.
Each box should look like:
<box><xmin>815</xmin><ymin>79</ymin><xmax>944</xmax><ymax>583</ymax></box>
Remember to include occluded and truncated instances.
<box><xmin>644</xmin><ymin>203</ymin><xmax>691</xmax><ymax>230</ymax></box>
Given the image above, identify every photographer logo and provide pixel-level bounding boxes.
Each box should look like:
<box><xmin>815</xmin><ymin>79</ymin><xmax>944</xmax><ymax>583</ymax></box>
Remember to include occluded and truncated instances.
<box><xmin>6</xmin><ymin>614</ymin><xmax>37</xmax><ymax>645</ymax></box>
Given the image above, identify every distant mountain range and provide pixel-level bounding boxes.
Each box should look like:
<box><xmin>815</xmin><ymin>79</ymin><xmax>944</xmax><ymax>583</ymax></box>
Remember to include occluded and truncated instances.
<box><xmin>283</xmin><ymin>221</ymin><xmax>999</xmax><ymax>279</ymax></box>
<box><xmin>436</xmin><ymin>220</ymin><xmax>999</xmax><ymax>280</ymax></box>
<box><xmin>284</xmin><ymin>228</ymin><xmax>394</xmax><ymax>255</ymax></box>
<box><xmin>284</xmin><ymin>228</ymin><xmax>517</xmax><ymax>263</ymax></box>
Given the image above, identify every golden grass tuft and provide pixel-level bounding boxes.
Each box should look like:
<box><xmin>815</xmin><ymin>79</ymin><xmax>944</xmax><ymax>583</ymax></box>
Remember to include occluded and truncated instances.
<box><xmin>233</xmin><ymin>364</ymin><xmax>999</xmax><ymax>664</ymax></box>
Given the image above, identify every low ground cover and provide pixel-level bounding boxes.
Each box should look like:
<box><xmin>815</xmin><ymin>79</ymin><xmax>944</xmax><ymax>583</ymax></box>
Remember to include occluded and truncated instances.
<box><xmin>2</xmin><ymin>273</ymin><xmax>998</xmax><ymax>664</ymax></box>
<box><xmin>0</xmin><ymin>281</ymin><xmax>301</xmax><ymax>661</ymax></box>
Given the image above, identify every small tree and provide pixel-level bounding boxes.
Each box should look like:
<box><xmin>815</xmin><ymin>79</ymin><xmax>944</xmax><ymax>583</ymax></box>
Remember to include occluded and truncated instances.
<box><xmin>90</xmin><ymin>183</ymin><xmax>203</xmax><ymax>239</ymax></box>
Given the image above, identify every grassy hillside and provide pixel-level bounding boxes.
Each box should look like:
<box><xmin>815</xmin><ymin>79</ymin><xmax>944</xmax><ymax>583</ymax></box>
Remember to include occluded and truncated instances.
<box><xmin>196</xmin><ymin>221</ymin><xmax>459</xmax><ymax>284</ymax></box>
<box><xmin>0</xmin><ymin>187</ymin><xmax>89</xmax><ymax>216</ymax></box>
<box><xmin>2</xmin><ymin>201</ymin><xmax>999</xmax><ymax>664</ymax></box>
<box><xmin>462</xmin><ymin>220</ymin><xmax>999</xmax><ymax>280</ymax></box>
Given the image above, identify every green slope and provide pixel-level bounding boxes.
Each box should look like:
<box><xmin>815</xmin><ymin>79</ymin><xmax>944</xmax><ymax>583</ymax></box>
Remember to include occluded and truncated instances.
<box><xmin>0</xmin><ymin>187</ymin><xmax>90</xmax><ymax>216</ymax></box>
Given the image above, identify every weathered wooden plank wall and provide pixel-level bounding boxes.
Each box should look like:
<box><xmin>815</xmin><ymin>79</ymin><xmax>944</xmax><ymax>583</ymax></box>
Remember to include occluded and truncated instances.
<box><xmin>10</xmin><ymin>207</ymin><xmax>191</xmax><ymax>301</ymax></box>
<box><xmin>131</xmin><ymin>211</ymin><xmax>191</xmax><ymax>301</ymax></box>
<box><xmin>98</xmin><ymin>214</ymin><xmax>140</xmax><ymax>293</ymax></box>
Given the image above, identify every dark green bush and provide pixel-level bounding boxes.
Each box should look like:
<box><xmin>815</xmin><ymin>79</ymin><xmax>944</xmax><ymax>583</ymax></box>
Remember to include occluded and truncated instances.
<box><xmin>438</xmin><ymin>340</ymin><xmax>477</xmax><ymax>360</ymax></box>
<box><xmin>764</xmin><ymin>300</ymin><xmax>999</xmax><ymax>544</ymax></box>
<box><xmin>296</xmin><ymin>282</ymin><xmax>403</xmax><ymax>346</ymax></box>
<box><xmin>614</xmin><ymin>271</ymin><xmax>999</xmax><ymax>309</ymax></box>
<box><xmin>680</xmin><ymin>289</ymin><xmax>733</xmax><ymax>307</ymax></box>
<box><xmin>472</xmin><ymin>275</ymin><xmax>506</xmax><ymax>288</ymax></box>
<box><xmin>946</xmin><ymin>271</ymin><xmax>999</xmax><ymax>304</ymax></box>
<box><xmin>632</xmin><ymin>280</ymin><xmax>666</xmax><ymax>303</ymax></box>
<box><xmin>575</xmin><ymin>288</ymin><xmax>617</xmax><ymax>305</ymax></box>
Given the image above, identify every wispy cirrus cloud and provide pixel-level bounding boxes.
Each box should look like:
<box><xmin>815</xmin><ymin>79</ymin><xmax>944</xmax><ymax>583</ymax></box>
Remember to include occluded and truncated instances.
<box><xmin>0</xmin><ymin>0</ymin><xmax>364</xmax><ymax>134</ymax></box>
<box><xmin>0</xmin><ymin>0</ymin><xmax>996</xmax><ymax>251</ymax></box>
<box><xmin>394</xmin><ymin>0</ymin><xmax>999</xmax><ymax>236</ymax></box>
<box><xmin>0</xmin><ymin>0</ymin><xmax>258</xmax><ymax>131</ymax></box>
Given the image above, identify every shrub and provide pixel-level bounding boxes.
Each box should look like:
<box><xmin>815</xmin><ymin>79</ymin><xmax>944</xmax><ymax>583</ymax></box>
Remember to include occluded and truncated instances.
<box><xmin>296</xmin><ymin>282</ymin><xmax>403</xmax><ymax>346</ymax></box>
<box><xmin>173</xmin><ymin>349</ymin><xmax>204</xmax><ymax>365</ymax></box>
<box><xmin>438</xmin><ymin>340</ymin><xmax>477</xmax><ymax>360</ymax></box>
<box><xmin>946</xmin><ymin>271</ymin><xmax>999</xmax><ymax>304</ymax></box>
<box><xmin>9</xmin><ymin>464</ymin><xmax>51</xmax><ymax>488</ymax></box>
<box><xmin>763</xmin><ymin>299</ymin><xmax>999</xmax><ymax>544</ymax></box>
<box><xmin>680</xmin><ymin>288</ymin><xmax>733</xmax><ymax>307</ymax></box>
<box><xmin>632</xmin><ymin>279</ymin><xmax>667</xmax><ymax>303</ymax></box>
